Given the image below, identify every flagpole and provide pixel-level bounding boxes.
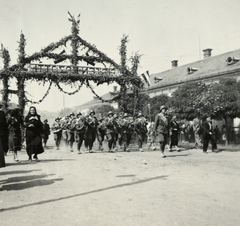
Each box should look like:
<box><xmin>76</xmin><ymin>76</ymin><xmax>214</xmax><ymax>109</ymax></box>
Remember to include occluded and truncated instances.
<box><xmin>63</xmin><ymin>94</ymin><xmax>65</xmax><ymax>109</ymax></box>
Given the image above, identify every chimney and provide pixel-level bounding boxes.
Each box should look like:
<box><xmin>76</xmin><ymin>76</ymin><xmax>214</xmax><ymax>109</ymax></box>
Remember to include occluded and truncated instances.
<box><xmin>203</xmin><ymin>48</ymin><xmax>212</xmax><ymax>58</ymax></box>
<box><xmin>113</xmin><ymin>86</ymin><xmax>117</xmax><ymax>92</ymax></box>
<box><xmin>171</xmin><ymin>60</ymin><xmax>178</xmax><ymax>68</ymax></box>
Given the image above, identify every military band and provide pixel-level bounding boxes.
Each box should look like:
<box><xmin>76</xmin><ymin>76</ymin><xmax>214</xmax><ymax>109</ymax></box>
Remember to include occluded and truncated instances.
<box><xmin>50</xmin><ymin>110</ymin><xmax>149</xmax><ymax>153</ymax></box>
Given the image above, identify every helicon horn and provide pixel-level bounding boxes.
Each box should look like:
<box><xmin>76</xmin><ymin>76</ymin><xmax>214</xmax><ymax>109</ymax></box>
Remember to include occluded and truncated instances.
<box><xmin>187</xmin><ymin>67</ymin><xmax>199</xmax><ymax>73</ymax></box>
<box><xmin>226</xmin><ymin>56</ymin><xmax>240</xmax><ymax>65</ymax></box>
<box><xmin>154</xmin><ymin>77</ymin><xmax>163</xmax><ymax>83</ymax></box>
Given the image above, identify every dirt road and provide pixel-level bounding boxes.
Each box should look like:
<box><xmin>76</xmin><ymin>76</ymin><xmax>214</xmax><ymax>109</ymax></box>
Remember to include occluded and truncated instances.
<box><xmin>1</xmin><ymin>139</ymin><xmax>240</xmax><ymax>226</ymax></box>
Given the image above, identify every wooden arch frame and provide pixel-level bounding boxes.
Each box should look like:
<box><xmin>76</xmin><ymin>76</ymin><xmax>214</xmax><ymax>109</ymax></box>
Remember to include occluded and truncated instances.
<box><xmin>0</xmin><ymin>12</ymin><xmax>143</xmax><ymax>114</ymax></box>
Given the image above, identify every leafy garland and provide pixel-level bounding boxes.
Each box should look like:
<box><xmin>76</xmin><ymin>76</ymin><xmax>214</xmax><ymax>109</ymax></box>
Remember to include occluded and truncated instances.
<box><xmin>85</xmin><ymin>80</ymin><xmax>121</xmax><ymax>103</ymax></box>
<box><xmin>25</xmin><ymin>80</ymin><xmax>52</xmax><ymax>104</ymax></box>
<box><xmin>55</xmin><ymin>80</ymin><xmax>84</xmax><ymax>95</ymax></box>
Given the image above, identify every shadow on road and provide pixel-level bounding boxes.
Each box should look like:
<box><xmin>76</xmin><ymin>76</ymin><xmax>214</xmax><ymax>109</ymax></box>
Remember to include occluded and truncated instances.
<box><xmin>0</xmin><ymin>175</ymin><xmax>167</xmax><ymax>212</ymax></box>
<box><xmin>166</xmin><ymin>154</ymin><xmax>190</xmax><ymax>158</ymax></box>
<box><xmin>0</xmin><ymin>170</ymin><xmax>41</xmax><ymax>176</ymax></box>
<box><xmin>0</xmin><ymin>175</ymin><xmax>63</xmax><ymax>191</ymax></box>
<box><xmin>0</xmin><ymin>176</ymin><xmax>63</xmax><ymax>191</ymax></box>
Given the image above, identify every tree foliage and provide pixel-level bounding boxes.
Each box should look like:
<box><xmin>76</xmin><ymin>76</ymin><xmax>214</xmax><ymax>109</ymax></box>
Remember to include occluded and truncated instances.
<box><xmin>90</xmin><ymin>104</ymin><xmax>115</xmax><ymax>118</ymax></box>
<box><xmin>149</xmin><ymin>94</ymin><xmax>170</xmax><ymax>121</ymax></box>
<box><xmin>171</xmin><ymin>81</ymin><xmax>208</xmax><ymax>120</ymax></box>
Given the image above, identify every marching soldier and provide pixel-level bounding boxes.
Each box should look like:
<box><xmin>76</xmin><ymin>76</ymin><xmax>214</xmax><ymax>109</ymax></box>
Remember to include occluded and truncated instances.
<box><xmin>96</xmin><ymin>113</ymin><xmax>106</xmax><ymax>151</ymax></box>
<box><xmin>114</xmin><ymin>113</ymin><xmax>123</xmax><ymax>150</ymax></box>
<box><xmin>134</xmin><ymin>112</ymin><xmax>148</xmax><ymax>152</ymax></box>
<box><xmin>121</xmin><ymin>113</ymin><xmax>134</xmax><ymax>152</ymax></box>
<box><xmin>148</xmin><ymin>121</ymin><xmax>157</xmax><ymax>150</ymax></box>
<box><xmin>42</xmin><ymin>119</ymin><xmax>51</xmax><ymax>148</ymax></box>
<box><xmin>67</xmin><ymin>112</ymin><xmax>76</xmax><ymax>152</ymax></box>
<box><xmin>85</xmin><ymin>110</ymin><xmax>98</xmax><ymax>153</ymax></box>
<box><xmin>74</xmin><ymin>111</ymin><xmax>86</xmax><ymax>154</ymax></box>
<box><xmin>61</xmin><ymin>115</ymin><xmax>69</xmax><ymax>147</ymax></box>
<box><xmin>105</xmin><ymin>111</ymin><xmax>117</xmax><ymax>152</ymax></box>
<box><xmin>51</xmin><ymin>117</ymin><xmax>62</xmax><ymax>150</ymax></box>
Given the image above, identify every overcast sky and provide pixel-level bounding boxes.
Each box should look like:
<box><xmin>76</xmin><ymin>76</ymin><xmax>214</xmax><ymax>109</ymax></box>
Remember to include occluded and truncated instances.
<box><xmin>1</xmin><ymin>0</ymin><xmax>240</xmax><ymax>112</ymax></box>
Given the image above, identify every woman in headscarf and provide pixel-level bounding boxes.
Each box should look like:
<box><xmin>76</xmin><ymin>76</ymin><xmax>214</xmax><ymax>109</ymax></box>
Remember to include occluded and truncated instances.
<box><xmin>7</xmin><ymin>108</ymin><xmax>23</xmax><ymax>162</ymax></box>
<box><xmin>24</xmin><ymin>106</ymin><xmax>44</xmax><ymax>161</ymax></box>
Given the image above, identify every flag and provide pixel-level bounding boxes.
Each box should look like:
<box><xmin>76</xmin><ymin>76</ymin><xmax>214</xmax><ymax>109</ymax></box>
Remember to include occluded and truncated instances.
<box><xmin>141</xmin><ymin>70</ymin><xmax>151</xmax><ymax>87</ymax></box>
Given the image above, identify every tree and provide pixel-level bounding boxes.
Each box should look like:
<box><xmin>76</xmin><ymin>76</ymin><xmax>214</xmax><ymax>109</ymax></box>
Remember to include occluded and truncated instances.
<box><xmin>117</xmin><ymin>92</ymin><xmax>150</xmax><ymax>117</ymax></box>
<box><xmin>171</xmin><ymin>81</ymin><xmax>208</xmax><ymax>120</ymax></box>
<box><xmin>90</xmin><ymin>104</ymin><xmax>115</xmax><ymax>118</ymax></box>
<box><xmin>149</xmin><ymin>94</ymin><xmax>170</xmax><ymax>121</ymax></box>
<box><xmin>201</xmin><ymin>78</ymin><xmax>240</xmax><ymax>144</ymax></box>
<box><xmin>59</xmin><ymin>108</ymin><xmax>73</xmax><ymax>118</ymax></box>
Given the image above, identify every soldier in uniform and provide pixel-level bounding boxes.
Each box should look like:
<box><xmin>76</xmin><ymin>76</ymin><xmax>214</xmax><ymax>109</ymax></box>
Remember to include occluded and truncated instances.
<box><xmin>154</xmin><ymin>105</ymin><xmax>169</xmax><ymax>158</ymax></box>
<box><xmin>121</xmin><ymin>113</ymin><xmax>134</xmax><ymax>152</ymax></box>
<box><xmin>114</xmin><ymin>113</ymin><xmax>123</xmax><ymax>150</ymax></box>
<box><xmin>148</xmin><ymin>121</ymin><xmax>157</xmax><ymax>150</ymax></box>
<box><xmin>134</xmin><ymin>112</ymin><xmax>148</xmax><ymax>152</ymax></box>
<box><xmin>67</xmin><ymin>112</ymin><xmax>76</xmax><ymax>152</ymax></box>
<box><xmin>74</xmin><ymin>111</ymin><xmax>86</xmax><ymax>154</ymax></box>
<box><xmin>104</xmin><ymin>111</ymin><xmax>117</xmax><ymax>152</ymax></box>
<box><xmin>85</xmin><ymin>110</ymin><xmax>98</xmax><ymax>153</ymax></box>
<box><xmin>51</xmin><ymin>117</ymin><xmax>62</xmax><ymax>150</ymax></box>
<box><xmin>61</xmin><ymin>115</ymin><xmax>69</xmax><ymax>148</ymax></box>
<box><xmin>42</xmin><ymin>119</ymin><xmax>51</xmax><ymax>148</ymax></box>
<box><xmin>96</xmin><ymin>113</ymin><xmax>106</xmax><ymax>151</ymax></box>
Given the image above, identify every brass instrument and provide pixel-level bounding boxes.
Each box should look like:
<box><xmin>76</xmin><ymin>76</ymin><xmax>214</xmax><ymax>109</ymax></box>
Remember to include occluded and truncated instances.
<box><xmin>51</xmin><ymin>122</ymin><xmax>62</xmax><ymax>133</ymax></box>
<box><xmin>67</xmin><ymin>123</ymin><xmax>74</xmax><ymax>130</ymax></box>
<box><xmin>86</xmin><ymin>116</ymin><xmax>97</xmax><ymax>128</ymax></box>
<box><xmin>75</xmin><ymin>116</ymin><xmax>86</xmax><ymax>130</ymax></box>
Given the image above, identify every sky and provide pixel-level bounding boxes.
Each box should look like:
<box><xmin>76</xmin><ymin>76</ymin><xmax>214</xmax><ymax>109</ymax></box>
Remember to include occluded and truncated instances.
<box><xmin>1</xmin><ymin>0</ymin><xmax>240</xmax><ymax>112</ymax></box>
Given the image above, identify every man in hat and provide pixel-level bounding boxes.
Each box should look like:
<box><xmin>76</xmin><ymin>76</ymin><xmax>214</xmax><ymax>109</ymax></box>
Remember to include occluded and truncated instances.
<box><xmin>121</xmin><ymin>113</ymin><xmax>134</xmax><ymax>152</ymax></box>
<box><xmin>201</xmin><ymin>116</ymin><xmax>218</xmax><ymax>153</ymax></box>
<box><xmin>154</xmin><ymin>105</ymin><xmax>169</xmax><ymax>158</ymax></box>
<box><xmin>61</xmin><ymin>115</ymin><xmax>69</xmax><ymax>148</ymax></box>
<box><xmin>134</xmin><ymin>112</ymin><xmax>148</xmax><ymax>152</ymax></box>
<box><xmin>96</xmin><ymin>113</ymin><xmax>106</xmax><ymax>151</ymax></box>
<box><xmin>169</xmin><ymin>115</ymin><xmax>180</xmax><ymax>152</ymax></box>
<box><xmin>42</xmin><ymin>119</ymin><xmax>51</xmax><ymax>148</ymax></box>
<box><xmin>75</xmin><ymin>111</ymin><xmax>86</xmax><ymax>154</ymax></box>
<box><xmin>51</xmin><ymin>117</ymin><xmax>62</xmax><ymax>150</ymax></box>
<box><xmin>105</xmin><ymin>111</ymin><xmax>117</xmax><ymax>153</ymax></box>
<box><xmin>67</xmin><ymin>112</ymin><xmax>76</xmax><ymax>152</ymax></box>
<box><xmin>85</xmin><ymin>110</ymin><xmax>98</xmax><ymax>153</ymax></box>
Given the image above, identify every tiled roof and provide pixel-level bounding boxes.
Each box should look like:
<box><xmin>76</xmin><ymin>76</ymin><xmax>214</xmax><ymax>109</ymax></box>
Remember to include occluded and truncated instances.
<box><xmin>74</xmin><ymin>92</ymin><xmax>119</xmax><ymax>110</ymax></box>
<box><xmin>148</xmin><ymin>49</ymin><xmax>240</xmax><ymax>90</ymax></box>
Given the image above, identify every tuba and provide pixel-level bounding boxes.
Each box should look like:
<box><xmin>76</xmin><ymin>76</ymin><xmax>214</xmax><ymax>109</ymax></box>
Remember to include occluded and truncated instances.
<box><xmin>67</xmin><ymin>118</ymin><xmax>76</xmax><ymax>130</ymax></box>
<box><xmin>75</xmin><ymin>116</ymin><xmax>86</xmax><ymax>130</ymax></box>
<box><xmin>52</xmin><ymin>122</ymin><xmax>62</xmax><ymax>133</ymax></box>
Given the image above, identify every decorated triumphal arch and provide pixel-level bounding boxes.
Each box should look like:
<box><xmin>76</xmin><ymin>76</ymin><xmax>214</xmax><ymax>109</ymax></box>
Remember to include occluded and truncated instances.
<box><xmin>0</xmin><ymin>12</ymin><xmax>143</xmax><ymax>115</ymax></box>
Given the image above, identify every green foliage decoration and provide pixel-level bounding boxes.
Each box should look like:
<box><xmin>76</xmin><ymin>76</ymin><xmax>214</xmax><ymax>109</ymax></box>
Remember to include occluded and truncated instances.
<box><xmin>0</xmin><ymin>12</ymin><xmax>143</xmax><ymax>114</ymax></box>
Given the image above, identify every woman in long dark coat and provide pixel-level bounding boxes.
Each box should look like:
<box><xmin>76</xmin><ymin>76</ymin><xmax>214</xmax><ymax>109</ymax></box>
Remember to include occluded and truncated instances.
<box><xmin>24</xmin><ymin>106</ymin><xmax>44</xmax><ymax>161</ymax></box>
<box><xmin>0</xmin><ymin>103</ymin><xmax>8</xmax><ymax>167</ymax></box>
<box><xmin>7</xmin><ymin>108</ymin><xmax>23</xmax><ymax>162</ymax></box>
